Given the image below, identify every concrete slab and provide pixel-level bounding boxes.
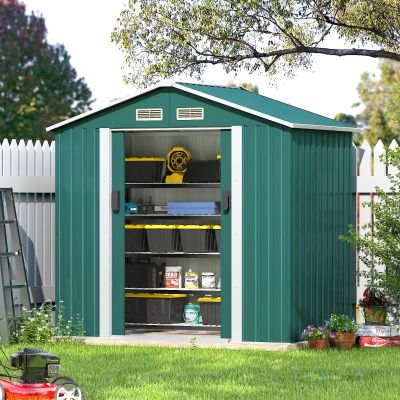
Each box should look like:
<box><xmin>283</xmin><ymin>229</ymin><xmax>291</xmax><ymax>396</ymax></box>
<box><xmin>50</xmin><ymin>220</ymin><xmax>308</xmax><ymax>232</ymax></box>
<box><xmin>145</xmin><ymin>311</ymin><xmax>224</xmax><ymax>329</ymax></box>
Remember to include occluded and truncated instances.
<box><xmin>84</xmin><ymin>330</ymin><xmax>306</xmax><ymax>351</ymax></box>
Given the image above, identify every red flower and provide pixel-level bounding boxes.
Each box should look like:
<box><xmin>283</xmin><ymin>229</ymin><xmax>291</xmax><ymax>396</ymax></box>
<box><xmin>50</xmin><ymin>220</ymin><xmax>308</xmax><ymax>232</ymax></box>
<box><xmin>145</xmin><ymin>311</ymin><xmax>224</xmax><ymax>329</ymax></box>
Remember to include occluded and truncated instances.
<box><xmin>363</xmin><ymin>288</ymin><xmax>370</xmax><ymax>296</ymax></box>
<box><xmin>364</xmin><ymin>296</ymin><xmax>370</xmax><ymax>303</ymax></box>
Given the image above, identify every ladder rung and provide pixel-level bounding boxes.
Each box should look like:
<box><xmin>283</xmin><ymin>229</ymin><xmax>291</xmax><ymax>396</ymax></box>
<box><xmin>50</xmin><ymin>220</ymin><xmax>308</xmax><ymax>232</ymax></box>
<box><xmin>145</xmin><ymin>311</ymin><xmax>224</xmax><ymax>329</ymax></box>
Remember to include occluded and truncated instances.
<box><xmin>4</xmin><ymin>284</ymin><xmax>27</xmax><ymax>289</ymax></box>
<box><xmin>0</xmin><ymin>220</ymin><xmax>16</xmax><ymax>224</ymax></box>
<box><xmin>0</xmin><ymin>251</ymin><xmax>21</xmax><ymax>257</ymax></box>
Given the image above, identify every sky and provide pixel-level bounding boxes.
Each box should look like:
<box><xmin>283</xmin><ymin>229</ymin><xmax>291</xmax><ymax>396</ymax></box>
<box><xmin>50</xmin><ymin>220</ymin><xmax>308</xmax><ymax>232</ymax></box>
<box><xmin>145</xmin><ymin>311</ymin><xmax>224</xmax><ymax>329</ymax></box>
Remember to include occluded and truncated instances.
<box><xmin>23</xmin><ymin>0</ymin><xmax>381</xmax><ymax>119</ymax></box>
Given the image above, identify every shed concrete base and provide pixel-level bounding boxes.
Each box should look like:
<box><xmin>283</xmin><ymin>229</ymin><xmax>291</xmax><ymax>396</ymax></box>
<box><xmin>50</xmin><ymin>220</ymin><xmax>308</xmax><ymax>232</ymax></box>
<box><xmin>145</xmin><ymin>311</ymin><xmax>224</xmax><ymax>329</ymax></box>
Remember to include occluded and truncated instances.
<box><xmin>84</xmin><ymin>330</ymin><xmax>306</xmax><ymax>351</ymax></box>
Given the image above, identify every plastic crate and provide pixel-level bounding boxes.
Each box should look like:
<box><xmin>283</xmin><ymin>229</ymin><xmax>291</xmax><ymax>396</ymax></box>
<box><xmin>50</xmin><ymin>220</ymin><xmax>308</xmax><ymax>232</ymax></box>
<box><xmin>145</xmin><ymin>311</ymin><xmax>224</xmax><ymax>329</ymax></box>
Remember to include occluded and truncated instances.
<box><xmin>125</xmin><ymin>293</ymin><xmax>187</xmax><ymax>323</ymax></box>
<box><xmin>183</xmin><ymin>160</ymin><xmax>220</xmax><ymax>183</ymax></box>
<box><xmin>125</xmin><ymin>157</ymin><xmax>165</xmax><ymax>183</ymax></box>
<box><xmin>125</xmin><ymin>225</ymin><xmax>148</xmax><ymax>252</ymax></box>
<box><xmin>177</xmin><ymin>225</ymin><xmax>213</xmax><ymax>253</ymax></box>
<box><xmin>213</xmin><ymin>225</ymin><xmax>220</xmax><ymax>252</ymax></box>
<box><xmin>125</xmin><ymin>262</ymin><xmax>165</xmax><ymax>288</ymax></box>
<box><xmin>198</xmin><ymin>297</ymin><xmax>221</xmax><ymax>325</ymax></box>
<box><xmin>145</xmin><ymin>225</ymin><xmax>179</xmax><ymax>253</ymax></box>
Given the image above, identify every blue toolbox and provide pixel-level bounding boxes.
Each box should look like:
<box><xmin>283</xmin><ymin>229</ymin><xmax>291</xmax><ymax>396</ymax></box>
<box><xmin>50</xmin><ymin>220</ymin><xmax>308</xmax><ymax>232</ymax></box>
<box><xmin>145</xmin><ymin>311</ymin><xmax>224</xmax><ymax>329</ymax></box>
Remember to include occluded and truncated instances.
<box><xmin>168</xmin><ymin>201</ymin><xmax>220</xmax><ymax>215</ymax></box>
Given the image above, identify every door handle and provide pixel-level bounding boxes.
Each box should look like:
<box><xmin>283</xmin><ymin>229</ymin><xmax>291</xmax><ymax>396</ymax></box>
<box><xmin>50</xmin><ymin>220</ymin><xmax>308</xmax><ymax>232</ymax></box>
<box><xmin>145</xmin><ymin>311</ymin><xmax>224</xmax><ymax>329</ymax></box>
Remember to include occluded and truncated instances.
<box><xmin>111</xmin><ymin>190</ymin><xmax>120</xmax><ymax>212</ymax></box>
<box><xmin>222</xmin><ymin>190</ymin><xmax>231</xmax><ymax>212</ymax></box>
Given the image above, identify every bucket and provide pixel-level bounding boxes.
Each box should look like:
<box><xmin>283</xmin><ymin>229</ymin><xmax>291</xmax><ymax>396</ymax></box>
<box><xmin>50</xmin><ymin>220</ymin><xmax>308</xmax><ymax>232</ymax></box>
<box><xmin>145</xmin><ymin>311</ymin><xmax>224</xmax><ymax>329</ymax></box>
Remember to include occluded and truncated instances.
<box><xmin>164</xmin><ymin>266</ymin><xmax>182</xmax><ymax>288</ymax></box>
<box><xmin>183</xmin><ymin>303</ymin><xmax>201</xmax><ymax>325</ymax></box>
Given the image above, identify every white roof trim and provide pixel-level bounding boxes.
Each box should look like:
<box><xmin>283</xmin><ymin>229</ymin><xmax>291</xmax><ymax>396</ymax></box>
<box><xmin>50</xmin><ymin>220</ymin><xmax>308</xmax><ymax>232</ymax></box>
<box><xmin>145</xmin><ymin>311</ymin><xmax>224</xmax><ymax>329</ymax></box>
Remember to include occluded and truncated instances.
<box><xmin>46</xmin><ymin>82</ymin><xmax>360</xmax><ymax>133</ymax></box>
<box><xmin>173</xmin><ymin>83</ymin><xmax>360</xmax><ymax>133</ymax></box>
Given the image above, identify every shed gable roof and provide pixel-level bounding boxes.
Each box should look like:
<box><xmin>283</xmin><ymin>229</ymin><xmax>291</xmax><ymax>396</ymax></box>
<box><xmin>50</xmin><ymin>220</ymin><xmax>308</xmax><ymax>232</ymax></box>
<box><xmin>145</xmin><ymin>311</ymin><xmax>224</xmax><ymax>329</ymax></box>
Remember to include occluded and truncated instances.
<box><xmin>46</xmin><ymin>82</ymin><xmax>359</xmax><ymax>133</ymax></box>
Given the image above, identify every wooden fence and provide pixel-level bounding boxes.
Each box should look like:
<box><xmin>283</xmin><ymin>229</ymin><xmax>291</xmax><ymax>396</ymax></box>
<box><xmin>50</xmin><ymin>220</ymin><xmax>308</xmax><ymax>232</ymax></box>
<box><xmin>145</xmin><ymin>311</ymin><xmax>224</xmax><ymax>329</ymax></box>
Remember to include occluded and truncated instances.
<box><xmin>0</xmin><ymin>139</ymin><xmax>55</xmax><ymax>303</ymax></box>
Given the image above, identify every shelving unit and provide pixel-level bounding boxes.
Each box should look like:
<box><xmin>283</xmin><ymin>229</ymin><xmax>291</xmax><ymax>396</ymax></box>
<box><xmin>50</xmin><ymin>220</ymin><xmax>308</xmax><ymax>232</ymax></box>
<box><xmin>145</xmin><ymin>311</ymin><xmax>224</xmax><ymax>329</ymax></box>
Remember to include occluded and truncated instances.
<box><xmin>125</xmin><ymin>252</ymin><xmax>220</xmax><ymax>258</ymax></box>
<box><xmin>125</xmin><ymin>287</ymin><xmax>221</xmax><ymax>294</ymax></box>
<box><xmin>124</xmin><ymin>132</ymin><xmax>221</xmax><ymax>333</ymax></box>
<box><xmin>125</xmin><ymin>323</ymin><xmax>221</xmax><ymax>331</ymax></box>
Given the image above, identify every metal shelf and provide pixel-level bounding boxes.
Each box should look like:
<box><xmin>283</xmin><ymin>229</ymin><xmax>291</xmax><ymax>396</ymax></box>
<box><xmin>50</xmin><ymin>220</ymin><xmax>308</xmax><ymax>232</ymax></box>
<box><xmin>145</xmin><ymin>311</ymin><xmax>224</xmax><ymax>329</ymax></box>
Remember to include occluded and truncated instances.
<box><xmin>125</xmin><ymin>322</ymin><xmax>220</xmax><ymax>331</ymax></box>
<box><xmin>125</xmin><ymin>214</ymin><xmax>220</xmax><ymax>219</ymax></box>
<box><xmin>125</xmin><ymin>252</ymin><xmax>220</xmax><ymax>258</ymax></box>
<box><xmin>125</xmin><ymin>183</ymin><xmax>220</xmax><ymax>188</ymax></box>
<box><xmin>125</xmin><ymin>287</ymin><xmax>221</xmax><ymax>294</ymax></box>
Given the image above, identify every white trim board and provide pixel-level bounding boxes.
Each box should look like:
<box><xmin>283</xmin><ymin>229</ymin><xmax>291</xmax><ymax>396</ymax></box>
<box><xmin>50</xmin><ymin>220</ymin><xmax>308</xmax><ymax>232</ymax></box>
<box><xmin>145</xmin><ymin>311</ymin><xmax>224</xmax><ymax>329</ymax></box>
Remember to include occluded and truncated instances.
<box><xmin>99</xmin><ymin>128</ymin><xmax>113</xmax><ymax>337</ymax></box>
<box><xmin>231</xmin><ymin>126</ymin><xmax>243</xmax><ymax>342</ymax></box>
<box><xmin>46</xmin><ymin>83</ymin><xmax>359</xmax><ymax>133</ymax></box>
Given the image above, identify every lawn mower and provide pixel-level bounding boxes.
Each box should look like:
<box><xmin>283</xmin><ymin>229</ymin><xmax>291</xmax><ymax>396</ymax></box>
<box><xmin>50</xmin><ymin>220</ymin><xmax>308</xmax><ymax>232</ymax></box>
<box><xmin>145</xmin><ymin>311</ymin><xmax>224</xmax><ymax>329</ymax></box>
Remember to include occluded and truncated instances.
<box><xmin>0</xmin><ymin>347</ymin><xmax>83</xmax><ymax>399</ymax></box>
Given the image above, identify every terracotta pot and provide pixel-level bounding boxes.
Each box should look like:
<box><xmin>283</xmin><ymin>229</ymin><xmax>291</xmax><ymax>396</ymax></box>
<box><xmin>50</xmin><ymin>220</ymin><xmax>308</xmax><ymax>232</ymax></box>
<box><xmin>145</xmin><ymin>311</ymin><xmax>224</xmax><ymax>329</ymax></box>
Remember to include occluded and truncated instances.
<box><xmin>308</xmin><ymin>338</ymin><xmax>328</xmax><ymax>350</ymax></box>
<box><xmin>328</xmin><ymin>337</ymin><xmax>336</xmax><ymax>348</ymax></box>
<box><xmin>363</xmin><ymin>306</ymin><xmax>387</xmax><ymax>325</ymax></box>
<box><xmin>334</xmin><ymin>332</ymin><xmax>355</xmax><ymax>350</ymax></box>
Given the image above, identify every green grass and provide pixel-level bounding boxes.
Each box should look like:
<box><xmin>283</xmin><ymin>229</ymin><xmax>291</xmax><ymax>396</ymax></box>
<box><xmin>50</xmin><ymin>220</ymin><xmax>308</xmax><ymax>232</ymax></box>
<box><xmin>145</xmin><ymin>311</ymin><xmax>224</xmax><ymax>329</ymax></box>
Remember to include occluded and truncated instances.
<box><xmin>3</xmin><ymin>343</ymin><xmax>400</xmax><ymax>399</ymax></box>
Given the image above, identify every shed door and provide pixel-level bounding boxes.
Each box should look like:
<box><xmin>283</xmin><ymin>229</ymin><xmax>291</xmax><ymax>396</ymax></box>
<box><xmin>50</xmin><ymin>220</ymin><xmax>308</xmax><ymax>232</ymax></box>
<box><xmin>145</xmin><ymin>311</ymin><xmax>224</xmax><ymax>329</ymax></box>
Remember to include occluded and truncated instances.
<box><xmin>111</xmin><ymin>131</ymin><xmax>125</xmax><ymax>335</ymax></box>
<box><xmin>220</xmin><ymin>129</ymin><xmax>232</xmax><ymax>338</ymax></box>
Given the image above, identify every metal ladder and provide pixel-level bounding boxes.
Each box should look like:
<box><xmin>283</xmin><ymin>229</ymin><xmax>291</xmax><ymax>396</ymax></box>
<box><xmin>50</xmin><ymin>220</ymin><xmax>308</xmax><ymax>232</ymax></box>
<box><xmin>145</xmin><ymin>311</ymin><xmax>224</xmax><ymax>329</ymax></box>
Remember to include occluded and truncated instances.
<box><xmin>0</xmin><ymin>188</ymin><xmax>31</xmax><ymax>344</ymax></box>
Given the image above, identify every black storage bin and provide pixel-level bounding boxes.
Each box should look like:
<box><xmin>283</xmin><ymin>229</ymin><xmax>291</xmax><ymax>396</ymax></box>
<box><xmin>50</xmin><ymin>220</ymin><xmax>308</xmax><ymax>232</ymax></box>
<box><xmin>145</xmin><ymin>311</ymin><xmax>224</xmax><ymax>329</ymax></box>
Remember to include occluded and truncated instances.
<box><xmin>213</xmin><ymin>226</ymin><xmax>220</xmax><ymax>252</ymax></box>
<box><xmin>183</xmin><ymin>160</ymin><xmax>220</xmax><ymax>183</ymax></box>
<box><xmin>125</xmin><ymin>225</ymin><xmax>148</xmax><ymax>252</ymax></box>
<box><xmin>125</xmin><ymin>157</ymin><xmax>165</xmax><ymax>183</ymax></box>
<box><xmin>145</xmin><ymin>225</ymin><xmax>179</xmax><ymax>253</ymax></box>
<box><xmin>178</xmin><ymin>225</ymin><xmax>212</xmax><ymax>253</ymax></box>
<box><xmin>125</xmin><ymin>294</ymin><xmax>187</xmax><ymax>323</ymax></box>
<box><xmin>125</xmin><ymin>262</ymin><xmax>165</xmax><ymax>288</ymax></box>
<box><xmin>198</xmin><ymin>297</ymin><xmax>221</xmax><ymax>325</ymax></box>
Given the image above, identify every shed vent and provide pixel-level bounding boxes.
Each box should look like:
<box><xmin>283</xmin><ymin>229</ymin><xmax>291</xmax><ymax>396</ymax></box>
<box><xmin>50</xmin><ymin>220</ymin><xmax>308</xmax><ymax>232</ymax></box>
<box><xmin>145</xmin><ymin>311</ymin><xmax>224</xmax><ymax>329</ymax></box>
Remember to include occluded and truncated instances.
<box><xmin>136</xmin><ymin>108</ymin><xmax>163</xmax><ymax>121</ymax></box>
<box><xmin>176</xmin><ymin>108</ymin><xmax>204</xmax><ymax>120</ymax></box>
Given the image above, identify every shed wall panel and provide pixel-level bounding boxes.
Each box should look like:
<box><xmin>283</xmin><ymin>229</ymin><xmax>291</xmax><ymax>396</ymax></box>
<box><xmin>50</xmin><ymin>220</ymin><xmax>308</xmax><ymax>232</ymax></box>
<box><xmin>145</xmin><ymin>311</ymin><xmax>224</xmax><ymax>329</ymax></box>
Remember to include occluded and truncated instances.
<box><xmin>291</xmin><ymin>130</ymin><xmax>354</xmax><ymax>338</ymax></box>
<box><xmin>56</xmin><ymin>127</ymin><xmax>99</xmax><ymax>336</ymax></box>
<box><xmin>242</xmin><ymin>125</ymin><xmax>293</xmax><ymax>342</ymax></box>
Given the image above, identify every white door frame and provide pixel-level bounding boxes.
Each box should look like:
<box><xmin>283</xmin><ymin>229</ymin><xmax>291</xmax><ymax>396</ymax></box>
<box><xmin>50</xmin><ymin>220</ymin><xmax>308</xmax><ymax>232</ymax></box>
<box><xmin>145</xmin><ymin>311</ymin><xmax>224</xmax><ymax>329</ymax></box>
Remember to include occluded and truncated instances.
<box><xmin>98</xmin><ymin>126</ymin><xmax>243</xmax><ymax>339</ymax></box>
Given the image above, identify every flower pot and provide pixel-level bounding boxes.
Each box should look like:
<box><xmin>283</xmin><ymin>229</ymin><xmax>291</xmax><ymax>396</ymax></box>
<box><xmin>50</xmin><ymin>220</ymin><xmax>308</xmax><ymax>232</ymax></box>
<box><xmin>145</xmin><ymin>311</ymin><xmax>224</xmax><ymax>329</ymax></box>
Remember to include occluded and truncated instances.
<box><xmin>308</xmin><ymin>338</ymin><xmax>328</xmax><ymax>350</ymax></box>
<box><xmin>334</xmin><ymin>333</ymin><xmax>355</xmax><ymax>350</ymax></box>
<box><xmin>363</xmin><ymin>306</ymin><xmax>387</xmax><ymax>325</ymax></box>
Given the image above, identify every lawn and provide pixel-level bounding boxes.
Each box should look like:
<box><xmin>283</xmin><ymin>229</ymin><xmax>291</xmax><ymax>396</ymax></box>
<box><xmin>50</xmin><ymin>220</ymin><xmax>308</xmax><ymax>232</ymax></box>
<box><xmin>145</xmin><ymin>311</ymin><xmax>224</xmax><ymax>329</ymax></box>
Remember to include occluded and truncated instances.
<box><xmin>4</xmin><ymin>343</ymin><xmax>400</xmax><ymax>400</ymax></box>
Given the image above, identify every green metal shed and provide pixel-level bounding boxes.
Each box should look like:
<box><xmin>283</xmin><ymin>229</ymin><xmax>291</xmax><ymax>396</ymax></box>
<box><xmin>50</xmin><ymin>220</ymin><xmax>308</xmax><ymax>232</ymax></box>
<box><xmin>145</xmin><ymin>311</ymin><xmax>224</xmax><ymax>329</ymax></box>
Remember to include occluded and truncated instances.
<box><xmin>46</xmin><ymin>83</ymin><xmax>359</xmax><ymax>343</ymax></box>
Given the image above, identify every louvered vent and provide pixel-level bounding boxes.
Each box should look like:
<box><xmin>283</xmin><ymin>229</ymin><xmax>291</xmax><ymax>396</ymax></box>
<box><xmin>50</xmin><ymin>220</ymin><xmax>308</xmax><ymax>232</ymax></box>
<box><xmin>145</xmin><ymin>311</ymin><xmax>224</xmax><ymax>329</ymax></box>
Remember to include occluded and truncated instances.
<box><xmin>176</xmin><ymin>107</ymin><xmax>204</xmax><ymax>120</ymax></box>
<box><xmin>136</xmin><ymin>108</ymin><xmax>163</xmax><ymax>121</ymax></box>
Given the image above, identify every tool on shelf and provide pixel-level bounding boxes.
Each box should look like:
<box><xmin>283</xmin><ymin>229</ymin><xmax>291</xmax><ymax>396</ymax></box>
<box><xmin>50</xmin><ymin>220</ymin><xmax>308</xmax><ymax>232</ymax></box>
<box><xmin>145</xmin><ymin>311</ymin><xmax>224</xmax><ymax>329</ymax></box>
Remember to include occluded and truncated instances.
<box><xmin>165</xmin><ymin>147</ymin><xmax>192</xmax><ymax>183</ymax></box>
<box><xmin>0</xmin><ymin>188</ymin><xmax>31</xmax><ymax>344</ymax></box>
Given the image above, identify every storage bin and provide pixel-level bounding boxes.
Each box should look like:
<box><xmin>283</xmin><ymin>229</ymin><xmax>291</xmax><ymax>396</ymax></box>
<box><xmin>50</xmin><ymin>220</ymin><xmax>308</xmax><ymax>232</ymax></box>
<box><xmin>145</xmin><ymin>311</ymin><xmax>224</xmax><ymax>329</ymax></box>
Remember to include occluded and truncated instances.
<box><xmin>125</xmin><ymin>293</ymin><xmax>187</xmax><ymax>323</ymax></box>
<box><xmin>125</xmin><ymin>262</ymin><xmax>165</xmax><ymax>288</ymax></box>
<box><xmin>168</xmin><ymin>201</ymin><xmax>220</xmax><ymax>215</ymax></box>
<box><xmin>198</xmin><ymin>297</ymin><xmax>221</xmax><ymax>325</ymax></box>
<box><xmin>125</xmin><ymin>157</ymin><xmax>165</xmax><ymax>183</ymax></box>
<box><xmin>125</xmin><ymin>225</ymin><xmax>148</xmax><ymax>252</ymax></box>
<box><xmin>183</xmin><ymin>160</ymin><xmax>220</xmax><ymax>183</ymax></box>
<box><xmin>145</xmin><ymin>225</ymin><xmax>179</xmax><ymax>253</ymax></box>
<box><xmin>177</xmin><ymin>225</ymin><xmax>213</xmax><ymax>253</ymax></box>
<box><xmin>213</xmin><ymin>225</ymin><xmax>221</xmax><ymax>252</ymax></box>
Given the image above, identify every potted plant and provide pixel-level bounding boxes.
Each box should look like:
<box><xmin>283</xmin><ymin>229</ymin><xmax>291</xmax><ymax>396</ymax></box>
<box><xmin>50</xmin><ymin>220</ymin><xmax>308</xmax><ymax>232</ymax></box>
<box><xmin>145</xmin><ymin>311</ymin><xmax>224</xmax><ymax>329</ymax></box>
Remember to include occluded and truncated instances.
<box><xmin>360</xmin><ymin>287</ymin><xmax>391</xmax><ymax>325</ymax></box>
<box><xmin>325</xmin><ymin>314</ymin><xmax>358</xmax><ymax>350</ymax></box>
<box><xmin>302</xmin><ymin>325</ymin><xmax>331</xmax><ymax>350</ymax></box>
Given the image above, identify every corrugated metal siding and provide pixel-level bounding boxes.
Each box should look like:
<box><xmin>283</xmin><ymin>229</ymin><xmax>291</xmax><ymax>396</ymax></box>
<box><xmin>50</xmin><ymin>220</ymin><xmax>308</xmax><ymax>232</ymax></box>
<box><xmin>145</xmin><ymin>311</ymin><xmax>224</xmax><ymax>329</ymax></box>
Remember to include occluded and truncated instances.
<box><xmin>291</xmin><ymin>130</ymin><xmax>353</xmax><ymax>339</ymax></box>
<box><xmin>56</xmin><ymin>128</ymin><xmax>99</xmax><ymax>336</ymax></box>
<box><xmin>242</xmin><ymin>124</ymin><xmax>293</xmax><ymax>342</ymax></box>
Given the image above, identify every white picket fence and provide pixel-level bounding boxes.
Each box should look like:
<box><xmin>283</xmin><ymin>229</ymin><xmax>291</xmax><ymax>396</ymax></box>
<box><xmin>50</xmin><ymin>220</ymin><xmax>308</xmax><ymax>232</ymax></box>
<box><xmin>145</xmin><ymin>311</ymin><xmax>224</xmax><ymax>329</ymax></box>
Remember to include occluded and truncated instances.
<box><xmin>353</xmin><ymin>139</ymin><xmax>400</xmax><ymax>322</ymax></box>
<box><xmin>0</xmin><ymin>139</ymin><xmax>55</xmax><ymax>304</ymax></box>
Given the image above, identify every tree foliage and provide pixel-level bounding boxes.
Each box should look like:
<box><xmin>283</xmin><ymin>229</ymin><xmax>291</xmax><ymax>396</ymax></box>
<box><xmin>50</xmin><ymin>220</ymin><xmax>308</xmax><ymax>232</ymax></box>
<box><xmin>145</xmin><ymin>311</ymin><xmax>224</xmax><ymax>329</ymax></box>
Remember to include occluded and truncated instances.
<box><xmin>355</xmin><ymin>60</ymin><xmax>400</xmax><ymax>145</ymax></box>
<box><xmin>0</xmin><ymin>0</ymin><xmax>93</xmax><ymax>141</ymax></box>
<box><xmin>112</xmin><ymin>0</ymin><xmax>400</xmax><ymax>87</ymax></box>
<box><xmin>226</xmin><ymin>81</ymin><xmax>259</xmax><ymax>93</ymax></box>
<box><xmin>341</xmin><ymin>148</ymin><xmax>400</xmax><ymax>301</ymax></box>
